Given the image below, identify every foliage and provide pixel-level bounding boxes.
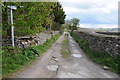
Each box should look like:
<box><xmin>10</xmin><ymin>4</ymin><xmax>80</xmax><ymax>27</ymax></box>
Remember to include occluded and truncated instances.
<box><xmin>51</xmin><ymin>2</ymin><xmax>66</xmax><ymax>31</ymax></box>
<box><xmin>2</xmin><ymin>34</ymin><xmax>61</xmax><ymax>75</ymax></box>
<box><xmin>2</xmin><ymin>2</ymin><xmax>66</xmax><ymax>37</ymax></box>
<box><xmin>53</xmin><ymin>2</ymin><xmax>66</xmax><ymax>24</ymax></box>
<box><xmin>70</xmin><ymin>31</ymin><xmax>120</xmax><ymax>74</ymax></box>
<box><xmin>64</xmin><ymin>18</ymin><xmax>80</xmax><ymax>30</ymax></box>
<box><xmin>70</xmin><ymin>18</ymin><xmax>80</xmax><ymax>30</ymax></box>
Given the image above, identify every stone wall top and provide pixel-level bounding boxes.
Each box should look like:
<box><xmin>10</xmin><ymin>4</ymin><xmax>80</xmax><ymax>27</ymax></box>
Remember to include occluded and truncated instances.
<box><xmin>74</xmin><ymin>31</ymin><xmax>120</xmax><ymax>56</ymax></box>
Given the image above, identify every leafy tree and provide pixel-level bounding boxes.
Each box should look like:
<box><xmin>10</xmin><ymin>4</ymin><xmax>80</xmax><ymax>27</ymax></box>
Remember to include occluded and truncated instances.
<box><xmin>53</xmin><ymin>2</ymin><xmax>66</xmax><ymax>24</ymax></box>
<box><xmin>64</xmin><ymin>18</ymin><xmax>80</xmax><ymax>31</ymax></box>
<box><xmin>2</xmin><ymin>2</ymin><xmax>66</xmax><ymax>37</ymax></box>
<box><xmin>52</xmin><ymin>2</ymin><xmax>66</xmax><ymax>30</ymax></box>
<box><xmin>70</xmin><ymin>18</ymin><xmax>80</xmax><ymax>30</ymax></box>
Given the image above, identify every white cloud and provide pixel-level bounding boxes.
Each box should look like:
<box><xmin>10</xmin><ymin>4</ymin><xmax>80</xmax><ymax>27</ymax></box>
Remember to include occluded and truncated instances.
<box><xmin>62</xmin><ymin>1</ymin><xmax>118</xmax><ymax>15</ymax></box>
<box><xmin>64</xmin><ymin>7</ymin><xmax>80</xmax><ymax>14</ymax></box>
<box><xmin>63</xmin><ymin>7</ymin><xmax>88</xmax><ymax>14</ymax></box>
<box><xmin>65</xmin><ymin>16</ymin><xmax>73</xmax><ymax>20</ymax></box>
<box><xmin>80</xmin><ymin>24</ymin><xmax>118</xmax><ymax>28</ymax></box>
<box><xmin>59</xmin><ymin>0</ymin><xmax>118</xmax><ymax>28</ymax></box>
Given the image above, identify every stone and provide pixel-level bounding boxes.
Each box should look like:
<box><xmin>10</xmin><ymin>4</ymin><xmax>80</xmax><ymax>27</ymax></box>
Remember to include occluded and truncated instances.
<box><xmin>116</xmin><ymin>44</ymin><xmax>119</xmax><ymax>47</ymax></box>
<box><xmin>17</xmin><ymin>36</ymin><xmax>31</xmax><ymax>40</ymax></box>
<box><xmin>27</xmin><ymin>40</ymin><xmax>31</xmax><ymax>43</ymax></box>
<box><xmin>52</xmin><ymin>56</ymin><xmax>56</xmax><ymax>59</ymax></box>
<box><xmin>21</xmin><ymin>42</ymin><xmax>25</xmax><ymax>45</ymax></box>
<box><xmin>47</xmin><ymin>65</ymin><xmax>59</xmax><ymax>71</ymax></box>
<box><xmin>35</xmin><ymin>54</ymin><xmax>39</xmax><ymax>57</ymax></box>
<box><xmin>103</xmin><ymin>66</ymin><xmax>109</xmax><ymax>70</ymax></box>
<box><xmin>51</xmin><ymin>56</ymin><xmax>59</xmax><ymax>62</ymax></box>
<box><xmin>24</xmin><ymin>42</ymin><xmax>28</xmax><ymax>45</ymax></box>
<box><xmin>71</xmin><ymin>54</ymin><xmax>82</xmax><ymax>58</ymax></box>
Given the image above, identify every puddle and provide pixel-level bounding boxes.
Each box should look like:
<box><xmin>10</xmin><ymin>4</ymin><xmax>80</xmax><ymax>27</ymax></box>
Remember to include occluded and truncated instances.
<box><xmin>73</xmin><ymin>49</ymin><xmax>79</xmax><ymax>53</ymax></box>
<box><xmin>63</xmin><ymin>66</ymin><xmax>68</xmax><ymax>69</ymax></box>
<box><xmin>71</xmin><ymin>44</ymin><xmax>75</xmax><ymax>47</ymax></box>
<box><xmin>47</xmin><ymin>65</ymin><xmax>59</xmax><ymax>71</ymax></box>
<box><xmin>71</xmin><ymin>54</ymin><xmax>82</xmax><ymax>58</ymax></box>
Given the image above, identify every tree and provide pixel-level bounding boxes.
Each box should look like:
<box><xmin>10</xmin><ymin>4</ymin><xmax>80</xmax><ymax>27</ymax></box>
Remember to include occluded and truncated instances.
<box><xmin>64</xmin><ymin>20</ymin><xmax>72</xmax><ymax>30</ymax></box>
<box><xmin>70</xmin><ymin>18</ymin><xmax>80</xmax><ymax>31</ymax></box>
<box><xmin>2</xmin><ymin>2</ymin><xmax>66</xmax><ymax>37</ymax></box>
<box><xmin>64</xmin><ymin>18</ymin><xmax>80</xmax><ymax>31</ymax></box>
<box><xmin>52</xmin><ymin>2</ymin><xmax>66</xmax><ymax>30</ymax></box>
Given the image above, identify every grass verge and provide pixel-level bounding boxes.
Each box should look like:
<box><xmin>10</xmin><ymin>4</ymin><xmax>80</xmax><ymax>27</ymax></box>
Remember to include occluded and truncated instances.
<box><xmin>61</xmin><ymin>33</ymin><xmax>71</xmax><ymax>58</ymax></box>
<box><xmin>70</xmin><ymin>31</ymin><xmax>120</xmax><ymax>74</ymax></box>
<box><xmin>2</xmin><ymin>34</ymin><xmax>61</xmax><ymax>76</ymax></box>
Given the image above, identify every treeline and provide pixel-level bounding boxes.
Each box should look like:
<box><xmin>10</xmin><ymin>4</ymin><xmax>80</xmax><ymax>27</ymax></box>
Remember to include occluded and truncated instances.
<box><xmin>2</xmin><ymin>2</ymin><xmax>66</xmax><ymax>37</ymax></box>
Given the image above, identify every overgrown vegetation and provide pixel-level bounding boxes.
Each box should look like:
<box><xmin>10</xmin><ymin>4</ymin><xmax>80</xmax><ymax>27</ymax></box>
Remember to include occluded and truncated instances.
<box><xmin>61</xmin><ymin>33</ymin><xmax>70</xmax><ymax>58</ymax></box>
<box><xmin>70</xmin><ymin>31</ymin><xmax>120</xmax><ymax>74</ymax></box>
<box><xmin>2</xmin><ymin>34</ymin><xmax>61</xmax><ymax>75</ymax></box>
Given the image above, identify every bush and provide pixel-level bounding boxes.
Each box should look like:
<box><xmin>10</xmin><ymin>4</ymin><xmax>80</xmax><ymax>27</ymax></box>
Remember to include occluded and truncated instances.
<box><xmin>70</xmin><ymin>31</ymin><xmax>120</xmax><ymax>74</ymax></box>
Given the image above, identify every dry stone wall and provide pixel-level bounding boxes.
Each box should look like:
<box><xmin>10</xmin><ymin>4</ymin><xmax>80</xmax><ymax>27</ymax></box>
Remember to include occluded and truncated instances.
<box><xmin>3</xmin><ymin>31</ymin><xmax>60</xmax><ymax>48</ymax></box>
<box><xmin>74</xmin><ymin>31</ymin><xmax>120</xmax><ymax>56</ymax></box>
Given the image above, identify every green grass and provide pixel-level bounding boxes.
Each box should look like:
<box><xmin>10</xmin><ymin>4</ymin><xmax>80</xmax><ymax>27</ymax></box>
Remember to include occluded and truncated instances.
<box><xmin>70</xmin><ymin>31</ymin><xmax>120</xmax><ymax>74</ymax></box>
<box><xmin>2</xmin><ymin>34</ymin><xmax>61</xmax><ymax>76</ymax></box>
<box><xmin>61</xmin><ymin>33</ymin><xmax>71</xmax><ymax>58</ymax></box>
<box><xmin>0</xmin><ymin>53</ymin><xmax>2</xmax><ymax>78</ymax></box>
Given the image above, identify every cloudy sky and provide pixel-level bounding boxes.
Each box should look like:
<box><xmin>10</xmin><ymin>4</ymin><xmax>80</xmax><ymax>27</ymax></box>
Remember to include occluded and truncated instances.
<box><xmin>58</xmin><ymin>0</ymin><xmax>119</xmax><ymax>28</ymax></box>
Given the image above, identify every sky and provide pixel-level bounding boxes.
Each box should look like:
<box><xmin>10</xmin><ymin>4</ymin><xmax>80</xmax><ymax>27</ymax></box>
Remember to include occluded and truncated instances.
<box><xmin>58</xmin><ymin>0</ymin><xmax>119</xmax><ymax>28</ymax></box>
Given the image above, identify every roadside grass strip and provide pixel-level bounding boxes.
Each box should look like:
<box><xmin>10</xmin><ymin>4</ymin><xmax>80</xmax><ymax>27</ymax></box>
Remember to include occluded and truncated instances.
<box><xmin>61</xmin><ymin>33</ymin><xmax>71</xmax><ymax>58</ymax></box>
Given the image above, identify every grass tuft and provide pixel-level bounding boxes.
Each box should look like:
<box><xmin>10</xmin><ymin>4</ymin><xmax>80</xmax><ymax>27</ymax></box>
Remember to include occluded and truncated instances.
<box><xmin>61</xmin><ymin>33</ymin><xmax>71</xmax><ymax>58</ymax></box>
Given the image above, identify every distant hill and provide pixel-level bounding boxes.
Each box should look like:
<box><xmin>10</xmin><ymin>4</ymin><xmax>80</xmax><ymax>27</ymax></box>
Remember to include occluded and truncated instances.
<box><xmin>78</xmin><ymin>28</ymin><xmax>110</xmax><ymax>32</ymax></box>
<box><xmin>108</xmin><ymin>28</ymin><xmax>120</xmax><ymax>32</ymax></box>
<box><xmin>78</xmin><ymin>28</ymin><xmax>120</xmax><ymax>32</ymax></box>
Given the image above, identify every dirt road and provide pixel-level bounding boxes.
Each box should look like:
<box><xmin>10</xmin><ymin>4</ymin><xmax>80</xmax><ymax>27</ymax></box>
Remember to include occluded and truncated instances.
<box><xmin>9</xmin><ymin>33</ymin><xmax>118</xmax><ymax>78</ymax></box>
<box><xmin>55</xmin><ymin>33</ymin><xmax>118</xmax><ymax>78</ymax></box>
